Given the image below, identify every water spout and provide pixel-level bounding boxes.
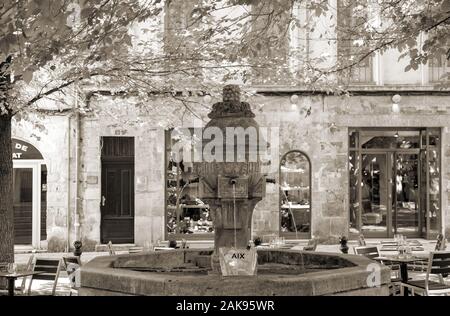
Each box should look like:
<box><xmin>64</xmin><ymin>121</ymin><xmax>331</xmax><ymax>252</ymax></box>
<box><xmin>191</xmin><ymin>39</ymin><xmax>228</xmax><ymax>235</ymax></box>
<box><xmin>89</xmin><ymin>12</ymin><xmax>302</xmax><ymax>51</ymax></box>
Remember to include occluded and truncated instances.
<box><xmin>232</xmin><ymin>182</ymin><xmax>237</xmax><ymax>249</ymax></box>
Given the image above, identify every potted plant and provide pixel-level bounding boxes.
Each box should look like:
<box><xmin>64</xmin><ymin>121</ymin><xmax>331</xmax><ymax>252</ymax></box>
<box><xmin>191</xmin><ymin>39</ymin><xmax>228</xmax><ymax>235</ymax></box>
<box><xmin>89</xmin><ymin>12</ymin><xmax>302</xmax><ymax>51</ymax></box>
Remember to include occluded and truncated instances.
<box><xmin>339</xmin><ymin>236</ymin><xmax>349</xmax><ymax>254</ymax></box>
<box><xmin>253</xmin><ymin>237</ymin><xmax>262</xmax><ymax>247</ymax></box>
<box><xmin>73</xmin><ymin>240</ymin><xmax>83</xmax><ymax>257</ymax></box>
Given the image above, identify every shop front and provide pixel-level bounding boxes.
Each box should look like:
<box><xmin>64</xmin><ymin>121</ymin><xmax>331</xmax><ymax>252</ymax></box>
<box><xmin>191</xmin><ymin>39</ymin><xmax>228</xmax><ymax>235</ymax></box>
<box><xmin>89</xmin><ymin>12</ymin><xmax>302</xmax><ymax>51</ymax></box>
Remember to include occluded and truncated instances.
<box><xmin>349</xmin><ymin>128</ymin><xmax>442</xmax><ymax>239</ymax></box>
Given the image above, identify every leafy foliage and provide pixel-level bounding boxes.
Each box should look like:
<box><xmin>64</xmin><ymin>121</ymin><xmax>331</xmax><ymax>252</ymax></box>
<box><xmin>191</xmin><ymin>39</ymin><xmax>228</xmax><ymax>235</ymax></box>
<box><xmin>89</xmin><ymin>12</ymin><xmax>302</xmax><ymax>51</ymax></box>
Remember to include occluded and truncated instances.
<box><xmin>1</xmin><ymin>0</ymin><xmax>448</xmax><ymax>121</ymax></box>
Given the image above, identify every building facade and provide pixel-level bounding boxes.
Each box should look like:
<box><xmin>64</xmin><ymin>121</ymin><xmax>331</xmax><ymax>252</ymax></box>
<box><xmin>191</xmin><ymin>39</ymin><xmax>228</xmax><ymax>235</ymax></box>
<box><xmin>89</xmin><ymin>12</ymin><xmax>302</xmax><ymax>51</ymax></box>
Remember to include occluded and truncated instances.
<box><xmin>10</xmin><ymin>1</ymin><xmax>450</xmax><ymax>251</ymax></box>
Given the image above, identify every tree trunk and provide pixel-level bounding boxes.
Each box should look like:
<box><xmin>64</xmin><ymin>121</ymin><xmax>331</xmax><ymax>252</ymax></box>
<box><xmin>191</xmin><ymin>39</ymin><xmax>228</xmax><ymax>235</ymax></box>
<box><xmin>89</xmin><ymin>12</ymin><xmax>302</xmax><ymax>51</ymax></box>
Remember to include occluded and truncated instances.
<box><xmin>0</xmin><ymin>113</ymin><xmax>14</xmax><ymax>265</ymax></box>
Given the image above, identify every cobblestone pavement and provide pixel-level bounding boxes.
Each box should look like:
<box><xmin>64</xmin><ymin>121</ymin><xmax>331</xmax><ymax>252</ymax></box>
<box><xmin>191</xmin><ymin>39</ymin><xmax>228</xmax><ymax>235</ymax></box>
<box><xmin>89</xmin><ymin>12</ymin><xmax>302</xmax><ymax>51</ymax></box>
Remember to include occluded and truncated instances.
<box><xmin>12</xmin><ymin>238</ymin><xmax>447</xmax><ymax>296</ymax></box>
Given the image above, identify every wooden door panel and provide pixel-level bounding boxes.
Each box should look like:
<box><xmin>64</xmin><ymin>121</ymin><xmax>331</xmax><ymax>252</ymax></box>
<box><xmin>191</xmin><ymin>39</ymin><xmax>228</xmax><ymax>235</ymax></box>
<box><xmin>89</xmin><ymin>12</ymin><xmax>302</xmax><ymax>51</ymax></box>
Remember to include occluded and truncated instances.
<box><xmin>120</xmin><ymin>169</ymin><xmax>132</xmax><ymax>216</ymax></box>
<box><xmin>101</xmin><ymin>162</ymin><xmax>134</xmax><ymax>244</ymax></box>
<box><xmin>101</xmin><ymin>218</ymin><xmax>134</xmax><ymax>244</ymax></box>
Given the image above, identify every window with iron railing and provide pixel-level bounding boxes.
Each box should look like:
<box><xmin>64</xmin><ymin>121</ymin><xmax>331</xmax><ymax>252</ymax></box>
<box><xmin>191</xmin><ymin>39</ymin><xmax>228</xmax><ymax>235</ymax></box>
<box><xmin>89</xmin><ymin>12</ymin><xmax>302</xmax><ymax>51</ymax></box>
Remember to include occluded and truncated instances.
<box><xmin>429</xmin><ymin>53</ymin><xmax>450</xmax><ymax>83</ymax></box>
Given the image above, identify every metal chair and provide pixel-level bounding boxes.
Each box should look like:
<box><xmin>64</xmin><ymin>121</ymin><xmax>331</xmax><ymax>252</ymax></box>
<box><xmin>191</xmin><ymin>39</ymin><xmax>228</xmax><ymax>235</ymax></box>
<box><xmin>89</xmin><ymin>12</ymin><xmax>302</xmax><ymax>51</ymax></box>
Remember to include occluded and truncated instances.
<box><xmin>354</xmin><ymin>246</ymin><xmax>381</xmax><ymax>259</ymax></box>
<box><xmin>354</xmin><ymin>246</ymin><xmax>402</xmax><ymax>296</ymax></box>
<box><xmin>401</xmin><ymin>251</ymin><xmax>450</xmax><ymax>296</ymax></box>
<box><xmin>409</xmin><ymin>234</ymin><xmax>447</xmax><ymax>273</ymax></box>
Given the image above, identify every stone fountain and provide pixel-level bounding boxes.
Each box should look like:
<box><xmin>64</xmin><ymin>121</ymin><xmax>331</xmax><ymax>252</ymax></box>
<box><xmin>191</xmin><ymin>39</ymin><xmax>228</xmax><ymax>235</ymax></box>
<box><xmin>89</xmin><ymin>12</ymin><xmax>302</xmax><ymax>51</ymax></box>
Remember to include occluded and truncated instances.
<box><xmin>79</xmin><ymin>85</ymin><xmax>391</xmax><ymax>296</ymax></box>
<box><xmin>192</xmin><ymin>85</ymin><xmax>266</xmax><ymax>273</ymax></box>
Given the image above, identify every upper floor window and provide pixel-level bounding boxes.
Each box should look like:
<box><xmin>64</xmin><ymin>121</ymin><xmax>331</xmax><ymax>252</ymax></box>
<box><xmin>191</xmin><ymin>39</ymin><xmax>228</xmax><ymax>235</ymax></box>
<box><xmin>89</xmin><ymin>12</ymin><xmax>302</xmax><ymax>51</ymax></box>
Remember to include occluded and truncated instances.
<box><xmin>337</xmin><ymin>0</ymin><xmax>374</xmax><ymax>84</ymax></box>
<box><xmin>429</xmin><ymin>53</ymin><xmax>450</xmax><ymax>83</ymax></box>
<box><xmin>163</xmin><ymin>0</ymin><xmax>202</xmax><ymax>78</ymax></box>
<box><xmin>247</xmin><ymin>0</ymin><xmax>292</xmax><ymax>85</ymax></box>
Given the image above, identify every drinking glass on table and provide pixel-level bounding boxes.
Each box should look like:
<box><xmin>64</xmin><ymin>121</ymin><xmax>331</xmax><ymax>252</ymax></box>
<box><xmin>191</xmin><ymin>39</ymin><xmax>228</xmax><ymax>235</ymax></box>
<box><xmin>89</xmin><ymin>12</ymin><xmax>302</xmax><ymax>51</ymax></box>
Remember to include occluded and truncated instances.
<box><xmin>7</xmin><ymin>263</ymin><xmax>17</xmax><ymax>274</ymax></box>
<box><xmin>405</xmin><ymin>243</ymin><xmax>412</xmax><ymax>259</ymax></box>
<box><xmin>394</xmin><ymin>234</ymin><xmax>399</xmax><ymax>243</ymax></box>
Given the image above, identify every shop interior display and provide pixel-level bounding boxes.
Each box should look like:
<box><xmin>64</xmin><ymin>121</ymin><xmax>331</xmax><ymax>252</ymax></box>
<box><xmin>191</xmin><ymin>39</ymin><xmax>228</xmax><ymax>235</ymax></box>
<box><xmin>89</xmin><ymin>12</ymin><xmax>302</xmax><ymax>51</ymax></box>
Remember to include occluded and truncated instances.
<box><xmin>166</xmin><ymin>133</ymin><xmax>213</xmax><ymax>236</ymax></box>
<box><xmin>280</xmin><ymin>151</ymin><xmax>311</xmax><ymax>234</ymax></box>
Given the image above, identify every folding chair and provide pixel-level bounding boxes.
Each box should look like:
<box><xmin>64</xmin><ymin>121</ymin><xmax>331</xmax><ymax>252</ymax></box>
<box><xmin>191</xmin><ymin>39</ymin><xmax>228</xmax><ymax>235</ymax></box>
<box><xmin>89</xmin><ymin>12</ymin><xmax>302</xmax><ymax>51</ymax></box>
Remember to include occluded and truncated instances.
<box><xmin>18</xmin><ymin>254</ymin><xmax>35</xmax><ymax>295</ymax></box>
<box><xmin>0</xmin><ymin>255</ymin><xmax>35</xmax><ymax>296</ymax></box>
<box><xmin>28</xmin><ymin>258</ymin><xmax>62</xmax><ymax>296</ymax></box>
<box><xmin>401</xmin><ymin>251</ymin><xmax>450</xmax><ymax>296</ymax></box>
<box><xmin>63</xmin><ymin>257</ymin><xmax>82</xmax><ymax>296</ymax></box>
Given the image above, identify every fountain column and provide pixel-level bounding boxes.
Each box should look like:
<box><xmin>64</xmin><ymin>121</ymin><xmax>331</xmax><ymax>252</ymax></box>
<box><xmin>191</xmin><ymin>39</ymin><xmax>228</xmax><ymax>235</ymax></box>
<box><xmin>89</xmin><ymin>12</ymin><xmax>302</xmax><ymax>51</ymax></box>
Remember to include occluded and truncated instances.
<box><xmin>193</xmin><ymin>85</ymin><xmax>267</xmax><ymax>271</ymax></box>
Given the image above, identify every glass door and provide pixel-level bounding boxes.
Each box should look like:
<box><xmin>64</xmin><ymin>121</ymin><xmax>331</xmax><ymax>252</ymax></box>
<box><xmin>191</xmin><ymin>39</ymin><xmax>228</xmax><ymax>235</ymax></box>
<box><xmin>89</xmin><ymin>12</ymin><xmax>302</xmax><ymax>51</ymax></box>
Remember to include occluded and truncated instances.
<box><xmin>13</xmin><ymin>168</ymin><xmax>34</xmax><ymax>245</ymax></box>
<box><xmin>12</xmin><ymin>161</ymin><xmax>45</xmax><ymax>248</ymax></box>
<box><xmin>360</xmin><ymin>153</ymin><xmax>390</xmax><ymax>237</ymax></box>
<box><xmin>393</xmin><ymin>152</ymin><xmax>420</xmax><ymax>236</ymax></box>
<box><xmin>349</xmin><ymin>128</ymin><xmax>441</xmax><ymax>239</ymax></box>
<box><xmin>419</xmin><ymin>129</ymin><xmax>442</xmax><ymax>239</ymax></box>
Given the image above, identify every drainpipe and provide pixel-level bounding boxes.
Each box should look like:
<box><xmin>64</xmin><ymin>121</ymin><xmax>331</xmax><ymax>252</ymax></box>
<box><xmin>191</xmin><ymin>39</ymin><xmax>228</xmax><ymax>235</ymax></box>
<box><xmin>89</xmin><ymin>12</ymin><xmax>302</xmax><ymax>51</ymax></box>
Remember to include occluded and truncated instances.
<box><xmin>74</xmin><ymin>83</ymin><xmax>81</xmax><ymax>243</ymax></box>
<box><xmin>66</xmin><ymin>112</ymin><xmax>71</xmax><ymax>253</ymax></box>
<box><xmin>66</xmin><ymin>82</ymin><xmax>81</xmax><ymax>253</ymax></box>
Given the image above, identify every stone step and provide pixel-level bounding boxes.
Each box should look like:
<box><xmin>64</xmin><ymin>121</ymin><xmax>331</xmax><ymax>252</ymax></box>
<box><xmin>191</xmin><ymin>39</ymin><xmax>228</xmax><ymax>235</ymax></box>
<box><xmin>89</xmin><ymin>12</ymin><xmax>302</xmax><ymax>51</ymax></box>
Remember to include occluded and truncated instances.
<box><xmin>14</xmin><ymin>246</ymin><xmax>48</xmax><ymax>254</ymax></box>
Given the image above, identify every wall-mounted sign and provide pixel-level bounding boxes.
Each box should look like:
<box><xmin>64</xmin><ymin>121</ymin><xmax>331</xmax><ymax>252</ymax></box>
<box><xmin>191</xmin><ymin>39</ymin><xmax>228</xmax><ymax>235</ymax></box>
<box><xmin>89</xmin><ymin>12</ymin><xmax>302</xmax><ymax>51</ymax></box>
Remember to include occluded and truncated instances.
<box><xmin>12</xmin><ymin>138</ymin><xmax>43</xmax><ymax>160</ymax></box>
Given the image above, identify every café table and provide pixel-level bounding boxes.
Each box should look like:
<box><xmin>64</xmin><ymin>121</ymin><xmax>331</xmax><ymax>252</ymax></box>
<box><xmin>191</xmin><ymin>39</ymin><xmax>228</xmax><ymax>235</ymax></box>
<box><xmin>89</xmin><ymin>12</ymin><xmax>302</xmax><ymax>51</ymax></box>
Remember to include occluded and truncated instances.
<box><xmin>374</xmin><ymin>255</ymin><xmax>424</xmax><ymax>296</ymax></box>
<box><xmin>0</xmin><ymin>271</ymin><xmax>44</xmax><ymax>296</ymax></box>
<box><xmin>380</xmin><ymin>240</ymin><xmax>424</xmax><ymax>252</ymax></box>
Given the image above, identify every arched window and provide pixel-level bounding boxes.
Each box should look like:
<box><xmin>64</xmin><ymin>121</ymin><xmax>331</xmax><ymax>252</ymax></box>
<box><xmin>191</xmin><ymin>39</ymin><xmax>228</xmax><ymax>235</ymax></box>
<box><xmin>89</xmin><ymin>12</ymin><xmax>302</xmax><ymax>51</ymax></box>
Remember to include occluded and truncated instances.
<box><xmin>280</xmin><ymin>150</ymin><xmax>311</xmax><ymax>238</ymax></box>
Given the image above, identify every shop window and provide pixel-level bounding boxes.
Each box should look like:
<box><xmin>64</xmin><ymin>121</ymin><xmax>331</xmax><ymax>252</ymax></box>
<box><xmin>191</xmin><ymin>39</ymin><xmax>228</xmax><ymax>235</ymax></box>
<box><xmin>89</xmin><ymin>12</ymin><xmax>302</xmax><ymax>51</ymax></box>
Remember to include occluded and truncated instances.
<box><xmin>165</xmin><ymin>128</ymin><xmax>213</xmax><ymax>239</ymax></box>
<box><xmin>280</xmin><ymin>150</ymin><xmax>311</xmax><ymax>238</ymax></box>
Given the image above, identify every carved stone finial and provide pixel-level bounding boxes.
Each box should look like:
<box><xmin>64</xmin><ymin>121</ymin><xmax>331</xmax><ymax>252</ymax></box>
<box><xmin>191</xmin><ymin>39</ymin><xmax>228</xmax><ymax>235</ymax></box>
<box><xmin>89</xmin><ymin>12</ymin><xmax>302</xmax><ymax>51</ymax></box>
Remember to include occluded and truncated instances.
<box><xmin>208</xmin><ymin>85</ymin><xmax>254</xmax><ymax>119</ymax></box>
<box><xmin>223</xmin><ymin>85</ymin><xmax>241</xmax><ymax>103</ymax></box>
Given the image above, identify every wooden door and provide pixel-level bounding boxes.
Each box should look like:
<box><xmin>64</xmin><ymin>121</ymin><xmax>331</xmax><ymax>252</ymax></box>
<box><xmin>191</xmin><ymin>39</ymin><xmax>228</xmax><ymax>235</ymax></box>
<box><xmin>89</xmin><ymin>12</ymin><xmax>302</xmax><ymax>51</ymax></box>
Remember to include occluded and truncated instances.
<box><xmin>101</xmin><ymin>137</ymin><xmax>135</xmax><ymax>244</ymax></box>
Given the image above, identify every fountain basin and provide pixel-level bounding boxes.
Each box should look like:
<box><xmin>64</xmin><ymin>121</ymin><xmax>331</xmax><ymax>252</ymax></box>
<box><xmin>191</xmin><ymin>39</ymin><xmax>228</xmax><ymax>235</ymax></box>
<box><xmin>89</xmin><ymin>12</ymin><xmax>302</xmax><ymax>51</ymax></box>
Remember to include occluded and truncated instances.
<box><xmin>79</xmin><ymin>249</ymin><xmax>391</xmax><ymax>296</ymax></box>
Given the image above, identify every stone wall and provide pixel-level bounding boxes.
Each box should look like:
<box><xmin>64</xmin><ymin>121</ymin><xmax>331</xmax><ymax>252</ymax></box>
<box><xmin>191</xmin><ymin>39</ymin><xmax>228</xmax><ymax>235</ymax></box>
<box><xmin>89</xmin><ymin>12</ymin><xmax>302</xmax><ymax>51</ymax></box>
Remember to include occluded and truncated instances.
<box><xmin>78</xmin><ymin>117</ymin><xmax>167</xmax><ymax>249</ymax></box>
<box><xmin>83</xmin><ymin>94</ymin><xmax>450</xmax><ymax>242</ymax></box>
<box><xmin>12</xmin><ymin>114</ymin><xmax>73</xmax><ymax>251</ymax></box>
<box><xmin>12</xmin><ymin>91</ymin><xmax>450</xmax><ymax>251</ymax></box>
<box><xmin>251</xmin><ymin>93</ymin><xmax>450</xmax><ymax>242</ymax></box>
